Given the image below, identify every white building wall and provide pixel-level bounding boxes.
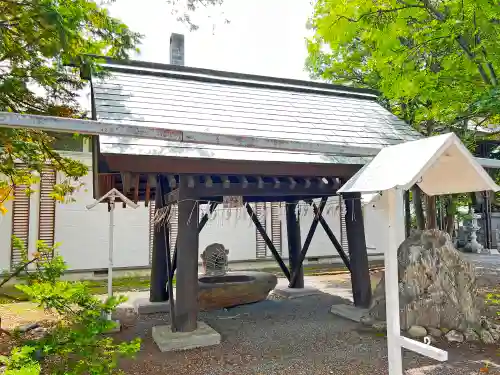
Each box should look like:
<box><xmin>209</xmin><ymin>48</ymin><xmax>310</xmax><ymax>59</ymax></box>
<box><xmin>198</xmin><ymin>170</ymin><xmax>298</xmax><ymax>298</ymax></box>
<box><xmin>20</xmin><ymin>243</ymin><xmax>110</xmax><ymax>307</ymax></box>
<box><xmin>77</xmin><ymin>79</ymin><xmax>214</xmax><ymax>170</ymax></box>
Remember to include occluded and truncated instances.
<box><xmin>53</xmin><ymin>153</ymin><xmax>150</xmax><ymax>270</ymax></box>
<box><xmin>0</xmin><ymin>200</ymin><xmax>13</xmax><ymax>273</ymax></box>
<box><xmin>0</xmin><ymin>152</ymin><xmax>387</xmax><ymax>273</ymax></box>
<box><xmin>199</xmin><ymin>206</ymin><xmax>257</xmax><ymax>262</ymax></box>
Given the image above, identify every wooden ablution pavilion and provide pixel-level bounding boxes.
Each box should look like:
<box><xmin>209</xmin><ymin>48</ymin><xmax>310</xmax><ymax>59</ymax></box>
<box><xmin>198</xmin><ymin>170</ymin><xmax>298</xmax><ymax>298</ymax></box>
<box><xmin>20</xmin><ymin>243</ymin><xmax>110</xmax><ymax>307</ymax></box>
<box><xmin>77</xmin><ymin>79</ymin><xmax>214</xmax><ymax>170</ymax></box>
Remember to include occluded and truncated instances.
<box><xmin>85</xmin><ymin>57</ymin><xmax>422</xmax><ymax>334</ymax></box>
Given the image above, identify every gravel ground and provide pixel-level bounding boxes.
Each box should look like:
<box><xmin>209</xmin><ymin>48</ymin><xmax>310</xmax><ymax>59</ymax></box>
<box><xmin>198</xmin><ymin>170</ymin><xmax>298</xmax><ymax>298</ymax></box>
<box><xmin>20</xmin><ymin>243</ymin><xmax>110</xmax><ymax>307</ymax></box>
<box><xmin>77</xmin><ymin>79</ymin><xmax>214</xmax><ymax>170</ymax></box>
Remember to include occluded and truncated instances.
<box><xmin>115</xmin><ymin>292</ymin><xmax>500</xmax><ymax>375</ymax></box>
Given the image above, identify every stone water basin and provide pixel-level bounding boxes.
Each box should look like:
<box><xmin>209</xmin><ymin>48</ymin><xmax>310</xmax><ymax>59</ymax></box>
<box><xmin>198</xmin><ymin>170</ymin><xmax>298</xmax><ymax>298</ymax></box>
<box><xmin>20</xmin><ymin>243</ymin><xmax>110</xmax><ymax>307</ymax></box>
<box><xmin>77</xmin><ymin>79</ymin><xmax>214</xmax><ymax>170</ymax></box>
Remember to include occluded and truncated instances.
<box><xmin>198</xmin><ymin>271</ymin><xmax>278</xmax><ymax>311</ymax></box>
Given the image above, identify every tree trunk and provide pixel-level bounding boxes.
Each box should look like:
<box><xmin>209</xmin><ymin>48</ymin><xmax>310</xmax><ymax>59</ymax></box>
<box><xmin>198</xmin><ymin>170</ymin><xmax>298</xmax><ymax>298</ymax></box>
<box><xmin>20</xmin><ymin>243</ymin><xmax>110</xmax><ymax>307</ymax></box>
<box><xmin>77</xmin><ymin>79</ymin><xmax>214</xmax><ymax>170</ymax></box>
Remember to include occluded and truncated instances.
<box><xmin>444</xmin><ymin>195</ymin><xmax>455</xmax><ymax>236</ymax></box>
<box><xmin>412</xmin><ymin>185</ymin><xmax>425</xmax><ymax>230</ymax></box>
<box><xmin>425</xmin><ymin>195</ymin><xmax>437</xmax><ymax>229</ymax></box>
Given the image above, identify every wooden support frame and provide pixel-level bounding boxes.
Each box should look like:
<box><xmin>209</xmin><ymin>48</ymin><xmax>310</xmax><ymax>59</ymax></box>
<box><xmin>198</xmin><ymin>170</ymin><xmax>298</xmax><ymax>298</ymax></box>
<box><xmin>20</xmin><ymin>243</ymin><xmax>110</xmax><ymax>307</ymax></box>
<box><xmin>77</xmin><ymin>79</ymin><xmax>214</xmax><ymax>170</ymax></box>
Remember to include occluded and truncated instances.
<box><xmin>343</xmin><ymin>192</ymin><xmax>371</xmax><ymax>308</ymax></box>
<box><xmin>149</xmin><ymin>175</ymin><xmax>168</xmax><ymax>303</ymax></box>
<box><xmin>404</xmin><ymin>190</ymin><xmax>411</xmax><ymax>238</ymax></box>
<box><xmin>245</xmin><ymin>203</ymin><xmax>291</xmax><ymax>281</ymax></box>
<box><xmin>286</xmin><ymin>202</ymin><xmax>303</xmax><ymax>288</ymax></box>
<box><xmin>288</xmin><ymin>198</ymin><xmax>327</xmax><ymax>288</ymax></box>
<box><xmin>158</xmin><ymin>176</ymin><xmax>177</xmax><ymax>331</ymax></box>
<box><xmin>193</xmin><ymin>181</ymin><xmax>337</xmax><ymax>199</ymax></box>
<box><xmin>309</xmin><ymin>201</ymin><xmax>351</xmax><ymax>272</ymax></box>
<box><xmin>168</xmin><ymin>202</ymin><xmax>218</xmax><ymax>283</ymax></box>
<box><xmin>174</xmin><ymin>176</ymin><xmax>200</xmax><ymax>332</ymax></box>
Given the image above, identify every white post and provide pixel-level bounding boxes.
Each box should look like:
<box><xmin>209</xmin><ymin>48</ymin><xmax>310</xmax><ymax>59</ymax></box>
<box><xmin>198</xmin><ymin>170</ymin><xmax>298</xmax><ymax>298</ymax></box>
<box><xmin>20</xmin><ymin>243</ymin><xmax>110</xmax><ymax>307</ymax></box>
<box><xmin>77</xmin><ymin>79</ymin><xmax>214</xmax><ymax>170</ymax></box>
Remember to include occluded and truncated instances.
<box><xmin>107</xmin><ymin>195</ymin><xmax>115</xmax><ymax>320</ymax></box>
<box><xmin>384</xmin><ymin>188</ymin><xmax>448</xmax><ymax>375</ymax></box>
<box><xmin>385</xmin><ymin>188</ymin><xmax>405</xmax><ymax>375</ymax></box>
<box><xmin>86</xmin><ymin>188</ymin><xmax>139</xmax><ymax>323</ymax></box>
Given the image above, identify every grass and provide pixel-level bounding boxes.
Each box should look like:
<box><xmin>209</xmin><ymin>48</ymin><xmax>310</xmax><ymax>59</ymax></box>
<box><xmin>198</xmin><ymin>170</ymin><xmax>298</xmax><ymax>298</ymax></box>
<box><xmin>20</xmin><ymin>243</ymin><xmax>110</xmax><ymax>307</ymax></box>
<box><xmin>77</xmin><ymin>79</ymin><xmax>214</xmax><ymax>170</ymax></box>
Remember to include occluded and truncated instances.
<box><xmin>0</xmin><ymin>260</ymin><xmax>384</xmax><ymax>305</ymax></box>
<box><xmin>254</xmin><ymin>259</ymin><xmax>384</xmax><ymax>276</ymax></box>
<box><xmin>0</xmin><ymin>275</ymin><xmax>162</xmax><ymax>305</ymax></box>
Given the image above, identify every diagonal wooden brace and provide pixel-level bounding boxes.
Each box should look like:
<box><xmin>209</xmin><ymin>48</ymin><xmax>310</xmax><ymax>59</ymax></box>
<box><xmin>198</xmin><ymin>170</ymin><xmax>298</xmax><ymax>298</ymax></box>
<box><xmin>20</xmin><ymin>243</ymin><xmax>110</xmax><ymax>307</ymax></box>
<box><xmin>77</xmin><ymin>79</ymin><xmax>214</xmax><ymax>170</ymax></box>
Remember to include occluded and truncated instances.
<box><xmin>245</xmin><ymin>203</ymin><xmax>291</xmax><ymax>280</ymax></box>
<box><xmin>288</xmin><ymin>197</ymin><xmax>327</xmax><ymax>288</ymax></box>
<box><xmin>309</xmin><ymin>201</ymin><xmax>351</xmax><ymax>272</ymax></box>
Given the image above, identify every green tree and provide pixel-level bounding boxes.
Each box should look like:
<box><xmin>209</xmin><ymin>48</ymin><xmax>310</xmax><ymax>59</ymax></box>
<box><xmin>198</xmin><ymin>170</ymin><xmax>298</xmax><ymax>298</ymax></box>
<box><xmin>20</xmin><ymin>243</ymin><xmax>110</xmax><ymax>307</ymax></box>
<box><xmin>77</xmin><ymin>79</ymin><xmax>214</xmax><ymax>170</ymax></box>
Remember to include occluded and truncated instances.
<box><xmin>306</xmin><ymin>0</ymin><xmax>500</xmax><ymax>230</ymax></box>
<box><xmin>307</xmin><ymin>0</ymin><xmax>500</xmax><ymax>128</ymax></box>
<box><xmin>0</xmin><ymin>240</ymin><xmax>141</xmax><ymax>375</ymax></box>
<box><xmin>0</xmin><ymin>0</ymin><xmax>142</xmax><ymax>212</ymax></box>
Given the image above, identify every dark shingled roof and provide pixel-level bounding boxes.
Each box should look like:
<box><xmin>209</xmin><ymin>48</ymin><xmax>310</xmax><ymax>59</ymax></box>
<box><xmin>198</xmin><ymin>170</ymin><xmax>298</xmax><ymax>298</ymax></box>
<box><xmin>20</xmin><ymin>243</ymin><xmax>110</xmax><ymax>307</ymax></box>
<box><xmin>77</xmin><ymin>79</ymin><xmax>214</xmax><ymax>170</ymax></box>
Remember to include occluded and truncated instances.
<box><xmin>91</xmin><ymin>58</ymin><xmax>421</xmax><ymax>165</ymax></box>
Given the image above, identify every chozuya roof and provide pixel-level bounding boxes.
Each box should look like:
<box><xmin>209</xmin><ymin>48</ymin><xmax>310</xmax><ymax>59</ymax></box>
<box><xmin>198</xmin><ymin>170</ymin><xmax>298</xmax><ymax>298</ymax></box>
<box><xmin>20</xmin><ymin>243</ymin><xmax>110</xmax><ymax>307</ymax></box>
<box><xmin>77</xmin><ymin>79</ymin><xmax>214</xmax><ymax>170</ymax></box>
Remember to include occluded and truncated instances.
<box><xmin>90</xmin><ymin>57</ymin><xmax>421</xmax><ymax>165</ymax></box>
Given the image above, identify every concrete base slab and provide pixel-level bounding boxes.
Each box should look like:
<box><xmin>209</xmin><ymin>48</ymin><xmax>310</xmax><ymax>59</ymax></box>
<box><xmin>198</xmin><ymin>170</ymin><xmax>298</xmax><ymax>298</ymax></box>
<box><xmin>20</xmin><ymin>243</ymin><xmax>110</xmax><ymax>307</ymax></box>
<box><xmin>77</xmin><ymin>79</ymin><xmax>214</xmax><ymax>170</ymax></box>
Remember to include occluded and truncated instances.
<box><xmin>152</xmin><ymin>322</ymin><xmax>221</xmax><ymax>352</ymax></box>
<box><xmin>330</xmin><ymin>304</ymin><xmax>370</xmax><ymax>323</ymax></box>
<box><xmin>272</xmin><ymin>286</ymin><xmax>322</xmax><ymax>299</ymax></box>
<box><xmin>133</xmin><ymin>298</ymin><xmax>170</xmax><ymax>314</ymax></box>
<box><xmin>489</xmin><ymin>248</ymin><xmax>500</xmax><ymax>255</ymax></box>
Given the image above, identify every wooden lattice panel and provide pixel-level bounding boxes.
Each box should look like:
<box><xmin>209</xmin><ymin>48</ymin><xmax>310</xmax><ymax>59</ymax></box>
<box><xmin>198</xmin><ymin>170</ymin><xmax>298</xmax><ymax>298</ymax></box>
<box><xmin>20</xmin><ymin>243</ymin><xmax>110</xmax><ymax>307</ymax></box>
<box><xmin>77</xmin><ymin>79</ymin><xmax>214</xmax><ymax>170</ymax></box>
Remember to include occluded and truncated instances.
<box><xmin>169</xmin><ymin>204</ymin><xmax>178</xmax><ymax>256</ymax></box>
<box><xmin>11</xmin><ymin>183</ymin><xmax>30</xmax><ymax>270</ymax></box>
<box><xmin>340</xmin><ymin>196</ymin><xmax>349</xmax><ymax>254</ymax></box>
<box><xmin>38</xmin><ymin>167</ymin><xmax>56</xmax><ymax>248</ymax></box>
<box><xmin>255</xmin><ymin>203</ymin><xmax>267</xmax><ymax>259</ymax></box>
<box><xmin>270</xmin><ymin>202</ymin><xmax>282</xmax><ymax>256</ymax></box>
<box><xmin>148</xmin><ymin>200</ymin><xmax>156</xmax><ymax>265</ymax></box>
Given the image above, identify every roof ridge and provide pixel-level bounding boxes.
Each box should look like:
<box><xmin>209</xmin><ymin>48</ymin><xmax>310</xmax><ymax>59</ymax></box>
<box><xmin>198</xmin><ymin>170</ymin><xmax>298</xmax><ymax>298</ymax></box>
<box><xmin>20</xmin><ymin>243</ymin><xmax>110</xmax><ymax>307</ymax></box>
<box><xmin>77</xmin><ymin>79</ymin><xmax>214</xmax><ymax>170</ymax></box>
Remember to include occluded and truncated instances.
<box><xmin>86</xmin><ymin>55</ymin><xmax>379</xmax><ymax>100</ymax></box>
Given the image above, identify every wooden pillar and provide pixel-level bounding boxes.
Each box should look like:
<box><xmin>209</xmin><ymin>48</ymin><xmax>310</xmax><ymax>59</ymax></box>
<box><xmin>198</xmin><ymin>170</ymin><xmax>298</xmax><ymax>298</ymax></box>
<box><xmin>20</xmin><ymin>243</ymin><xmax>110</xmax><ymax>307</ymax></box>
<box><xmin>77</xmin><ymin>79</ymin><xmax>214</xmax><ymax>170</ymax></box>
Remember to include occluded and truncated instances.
<box><xmin>174</xmin><ymin>175</ymin><xmax>199</xmax><ymax>332</ymax></box>
<box><xmin>404</xmin><ymin>190</ymin><xmax>411</xmax><ymax>238</ymax></box>
<box><xmin>286</xmin><ymin>202</ymin><xmax>303</xmax><ymax>288</ymax></box>
<box><xmin>343</xmin><ymin>192</ymin><xmax>371</xmax><ymax>308</ymax></box>
<box><xmin>149</xmin><ymin>177</ymin><xmax>168</xmax><ymax>302</ymax></box>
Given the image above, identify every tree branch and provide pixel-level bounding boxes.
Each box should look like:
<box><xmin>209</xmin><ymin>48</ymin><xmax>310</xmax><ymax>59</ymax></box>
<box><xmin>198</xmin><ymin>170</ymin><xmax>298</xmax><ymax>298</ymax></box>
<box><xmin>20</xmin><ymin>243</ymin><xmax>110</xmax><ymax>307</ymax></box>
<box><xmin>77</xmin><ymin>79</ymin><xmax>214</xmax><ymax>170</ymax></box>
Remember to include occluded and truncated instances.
<box><xmin>420</xmin><ymin>0</ymin><xmax>493</xmax><ymax>86</ymax></box>
<box><xmin>336</xmin><ymin>6</ymin><xmax>424</xmax><ymax>23</ymax></box>
<box><xmin>0</xmin><ymin>257</ymin><xmax>38</xmax><ymax>288</ymax></box>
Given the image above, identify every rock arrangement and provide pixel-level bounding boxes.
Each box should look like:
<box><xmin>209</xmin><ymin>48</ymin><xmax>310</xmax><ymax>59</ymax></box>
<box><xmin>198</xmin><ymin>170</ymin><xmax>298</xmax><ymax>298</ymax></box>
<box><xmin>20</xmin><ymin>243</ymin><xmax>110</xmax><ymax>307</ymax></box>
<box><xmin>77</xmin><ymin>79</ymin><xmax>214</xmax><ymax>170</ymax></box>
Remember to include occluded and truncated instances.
<box><xmin>361</xmin><ymin>230</ymin><xmax>500</xmax><ymax>345</ymax></box>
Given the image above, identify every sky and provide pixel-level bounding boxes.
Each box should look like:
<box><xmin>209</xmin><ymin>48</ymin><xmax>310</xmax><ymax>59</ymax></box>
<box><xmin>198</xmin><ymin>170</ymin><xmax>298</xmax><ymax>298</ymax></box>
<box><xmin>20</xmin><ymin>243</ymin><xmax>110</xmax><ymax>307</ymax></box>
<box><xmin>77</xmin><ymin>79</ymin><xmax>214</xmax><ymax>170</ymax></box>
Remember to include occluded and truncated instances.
<box><xmin>105</xmin><ymin>0</ymin><xmax>314</xmax><ymax>80</ymax></box>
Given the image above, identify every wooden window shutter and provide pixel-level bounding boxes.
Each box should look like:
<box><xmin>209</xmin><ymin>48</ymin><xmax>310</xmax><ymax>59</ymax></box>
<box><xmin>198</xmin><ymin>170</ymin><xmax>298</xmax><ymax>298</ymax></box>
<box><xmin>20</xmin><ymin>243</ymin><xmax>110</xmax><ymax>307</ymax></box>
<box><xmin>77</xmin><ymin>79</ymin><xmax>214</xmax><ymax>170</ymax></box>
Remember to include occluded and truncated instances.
<box><xmin>148</xmin><ymin>200</ymin><xmax>156</xmax><ymax>265</ymax></box>
<box><xmin>270</xmin><ymin>202</ymin><xmax>282</xmax><ymax>256</ymax></box>
<box><xmin>169</xmin><ymin>204</ymin><xmax>178</xmax><ymax>255</ymax></box>
<box><xmin>38</xmin><ymin>167</ymin><xmax>56</xmax><ymax>248</ymax></box>
<box><xmin>255</xmin><ymin>203</ymin><xmax>267</xmax><ymax>259</ymax></box>
<box><xmin>11</xmin><ymin>182</ymin><xmax>30</xmax><ymax>270</ymax></box>
<box><xmin>339</xmin><ymin>196</ymin><xmax>349</xmax><ymax>253</ymax></box>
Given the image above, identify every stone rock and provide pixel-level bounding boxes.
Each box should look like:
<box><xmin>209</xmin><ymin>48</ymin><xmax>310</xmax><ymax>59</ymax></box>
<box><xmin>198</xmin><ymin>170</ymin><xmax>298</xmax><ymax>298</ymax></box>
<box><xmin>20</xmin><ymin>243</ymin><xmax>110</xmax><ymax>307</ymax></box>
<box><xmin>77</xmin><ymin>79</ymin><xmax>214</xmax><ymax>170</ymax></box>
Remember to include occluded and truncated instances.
<box><xmin>360</xmin><ymin>315</ymin><xmax>375</xmax><ymax>326</ymax></box>
<box><xmin>463</xmin><ymin>328</ymin><xmax>480</xmax><ymax>342</ymax></box>
<box><xmin>445</xmin><ymin>330</ymin><xmax>464</xmax><ymax>343</ymax></box>
<box><xmin>480</xmin><ymin>329</ymin><xmax>496</xmax><ymax>344</ymax></box>
<box><xmin>425</xmin><ymin>335</ymin><xmax>437</xmax><ymax>344</ymax></box>
<box><xmin>18</xmin><ymin>322</ymin><xmax>40</xmax><ymax>333</ymax></box>
<box><xmin>481</xmin><ymin>316</ymin><xmax>493</xmax><ymax>330</ymax></box>
<box><xmin>408</xmin><ymin>325</ymin><xmax>427</xmax><ymax>338</ymax></box>
<box><xmin>198</xmin><ymin>271</ymin><xmax>277</xmax><ymax>311</ymax></box>
<box><xmin>371</xmin><ymin>321</ymin><xmax>387</xmax><ymax>332</ymax></box>
<box><xmin>427</xmin><ymin>327</ymin><xmax>443</xmax><ymax>337</ymax></box>
<box><xmin>362</xmin><ymin>230</ymin><xmax>482</xmax><ymax>331</ymax></box>
<box><xmin>488</xmin><ymin>328</ymin><xmax>499</xmax><ymax>342</ymax></box>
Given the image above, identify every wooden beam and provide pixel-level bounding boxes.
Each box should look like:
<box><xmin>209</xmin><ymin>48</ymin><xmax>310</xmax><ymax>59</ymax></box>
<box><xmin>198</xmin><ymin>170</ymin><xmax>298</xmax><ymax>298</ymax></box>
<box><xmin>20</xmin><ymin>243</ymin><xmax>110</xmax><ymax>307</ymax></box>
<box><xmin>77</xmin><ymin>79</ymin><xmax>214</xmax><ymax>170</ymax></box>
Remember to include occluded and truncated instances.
<box><xmin>404</xmin><ymin>190</ymin><xmax>411</xmax><ymax>238</ymax></box>
<box><xmin>174</xmin><ymin>176</ymin><xmax>200</xmax><ymax>332</ymax></box>
<box><xmin>286</xmin><ymin>202</ymin><xmax>303</xmax><ymax>288</ymax></box>
<box><xmin>193</xmin><ymin>181</ymin><xmax>338</xmax><ymax>198</ymax></box>
<box><xmin>103</xmin><ymin>154</ymin><xmax>362</xmax><ymax>177</ymax></box>
<box><xmin>133</xmin><ymin>173</ymin><xmax>140</xmax><ymax>203</ymax></box>
<box><xmin>343</xmin><ymin>192</ymin><xmax>371</xmax><ymax>308</ymax></box>
<box><xmin>245</xmin><ymin>203</ymin><xmax>291</xmax><ymax>280</ymax></box>
<box><xmin>309</xmin><ymin>201</ymin><xmax>351</xmax><ymax>272</ymax></box>
<box><xmin>0</xmin><ymin>111</ymin><xmax>381</xmax><ymax>157</ymax></box>
<box><xmin>149</xmin><ymin>177</ymin><xmax>168</xmax><ymax>303</ymax></box>
<box><xmin>158</xmin><ymin>176</ymin><xmax>177</xmax><ymax>331</ymax></box>
<box><xmin>288</xmin><ymin>198</ymin><xmax>327</xmax><ymax>288</ymax></box>
<box><xmin>145</xmin><ymin>177</ymin><xmax>151</xmax><ymax>207</ymax></box>
<box><xmin>169</xmin><ymin>202</ymin><xmax>218</xmax><ymax>282</ymax></box>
